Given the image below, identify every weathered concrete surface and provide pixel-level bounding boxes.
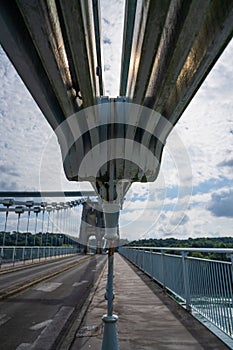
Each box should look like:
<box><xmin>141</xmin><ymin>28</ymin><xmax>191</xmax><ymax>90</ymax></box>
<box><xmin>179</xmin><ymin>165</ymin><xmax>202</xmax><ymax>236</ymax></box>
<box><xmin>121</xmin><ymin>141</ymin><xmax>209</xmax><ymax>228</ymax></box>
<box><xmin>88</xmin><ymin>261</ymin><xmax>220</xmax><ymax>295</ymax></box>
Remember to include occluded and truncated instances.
<box><xmin>1</xmin><ymin>1</ymin><xmax>232</xmax><ymax>187</ymax></box>
<box><xmin>121</xmin><ymin>0</ymin><xmax>233</xmax><ymax>126</ymax></box>
<box><xmin>71</xmin><ymin>253</ymin><xmax>228</xmax><ymax>350</ymax></box>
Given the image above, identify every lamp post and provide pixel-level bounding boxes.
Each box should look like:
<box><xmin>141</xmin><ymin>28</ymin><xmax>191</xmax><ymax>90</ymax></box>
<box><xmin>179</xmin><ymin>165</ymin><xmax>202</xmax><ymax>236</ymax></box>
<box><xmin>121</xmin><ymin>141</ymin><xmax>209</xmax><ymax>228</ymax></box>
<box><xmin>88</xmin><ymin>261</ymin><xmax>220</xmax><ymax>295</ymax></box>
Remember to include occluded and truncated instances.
<box><xmin>14</xmin><ymin>206</ymin><xmax>24</xmax><ymax>266</ymax></box>
<box><xmin>101</xmin><ymin>201</ymin><xmax>120</xmax><ymax>350</ymax></box>
<box><xmin>15</xmin><ymin>206</ymin><xmax>24</xmax><ymax>246</ymax></box>
<box><xmin>25</xmin><ymin>201</ymin><xmax>34</xmax><ymax>247</ymax></box>
<box><xmin>46</xmin><ymin>206</ymin><xmax>52</xmax><ymax>246</ymax></box>
<box><xmin>40</xmin><ymin>202</ymin><xmax>47</xmax><ymax>246</ymax></box>
<box><xmin>1</xmin><ymin>199</ymin><xmax>14</xmax><ymax>268</ymax></box>
<box><xmin>59</xmin><ymin>202</ymin><xmax>65</xmax><ymax>236</ymax></box>
<box><xmin>51</xmin><ymin>202</ymin><xmax>57</xmax><ymax>234</ymax></box>
<box><xmin>33</xmin><ymin>206</ymin><xmax>41</xmax><ymax>261</ymax></box>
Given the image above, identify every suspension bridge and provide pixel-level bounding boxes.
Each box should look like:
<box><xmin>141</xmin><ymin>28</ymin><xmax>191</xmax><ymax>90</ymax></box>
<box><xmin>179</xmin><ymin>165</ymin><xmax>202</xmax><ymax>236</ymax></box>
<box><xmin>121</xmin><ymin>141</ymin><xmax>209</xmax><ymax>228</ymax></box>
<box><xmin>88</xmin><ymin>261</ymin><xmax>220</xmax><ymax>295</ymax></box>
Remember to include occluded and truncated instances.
<box><xmin>0</xmin><ymin>0</ymin><xmax>233</xmax><ymax>349</ymax></box>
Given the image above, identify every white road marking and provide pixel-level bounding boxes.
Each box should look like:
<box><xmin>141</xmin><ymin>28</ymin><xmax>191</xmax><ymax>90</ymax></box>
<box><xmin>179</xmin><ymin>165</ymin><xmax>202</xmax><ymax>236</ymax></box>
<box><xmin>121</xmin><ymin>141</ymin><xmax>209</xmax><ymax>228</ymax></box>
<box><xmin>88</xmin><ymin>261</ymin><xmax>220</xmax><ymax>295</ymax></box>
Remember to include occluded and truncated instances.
<box><xmin>30</xmin><ymin>306</ymin><xmax>74</xmax><ymax>349</ymax></box>
<box><xmin>30</xmin><ymin>319</ymin><xmax>52</xmax><ymax>331</ymax></box>
<box><xmin>72</xmin><ymin>280</ymin><xmax>89</xmax><ymax>287</ymax></box>
<box><xmin>34</xmin><ymin>282</ymin><xmax>62</xmax><ymax>292</ymax></box>
<box><xmin>0</xmin><ymin>313</ymin><xmax>11</xmax><ymax>326</ymax></box>
<box><xmin>16</xmin><ymin>343</ymin><xmax>31</xmax><ymax>349</ymax></box>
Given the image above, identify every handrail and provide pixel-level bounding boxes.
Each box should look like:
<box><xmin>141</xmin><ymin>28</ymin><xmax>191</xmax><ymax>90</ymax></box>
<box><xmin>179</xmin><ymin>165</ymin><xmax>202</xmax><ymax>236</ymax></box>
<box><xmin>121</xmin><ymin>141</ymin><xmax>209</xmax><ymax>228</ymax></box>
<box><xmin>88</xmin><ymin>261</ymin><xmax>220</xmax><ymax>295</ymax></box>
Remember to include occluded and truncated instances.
<box><xmin>123</xmin><ymin>246</ymin><xmax>233</xmax><ymax>255</ymax></box>
<box><xmin>0</xmin><ymin>246</ymin><xmax>78</xmax><ymax>269</ymax></box>
<box><xmin>119</xmin><ymin>246</ymin><xmax>233</xmax><ymax>344</ymax></box>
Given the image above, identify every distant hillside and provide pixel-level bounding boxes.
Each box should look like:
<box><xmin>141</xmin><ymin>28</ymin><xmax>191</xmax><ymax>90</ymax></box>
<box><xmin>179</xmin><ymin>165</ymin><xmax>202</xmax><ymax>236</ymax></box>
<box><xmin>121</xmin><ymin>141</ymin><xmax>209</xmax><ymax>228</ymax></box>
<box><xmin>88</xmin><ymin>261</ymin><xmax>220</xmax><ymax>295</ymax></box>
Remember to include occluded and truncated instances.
<box><xmin>129</xmin><ymin>236</ymin><xmax>233</xmax><ymax>248</ymax></box>
<box><xmin>128</xmin><ymin>237</ymin><xmax>233</xmax><ymax>261</ymax></box>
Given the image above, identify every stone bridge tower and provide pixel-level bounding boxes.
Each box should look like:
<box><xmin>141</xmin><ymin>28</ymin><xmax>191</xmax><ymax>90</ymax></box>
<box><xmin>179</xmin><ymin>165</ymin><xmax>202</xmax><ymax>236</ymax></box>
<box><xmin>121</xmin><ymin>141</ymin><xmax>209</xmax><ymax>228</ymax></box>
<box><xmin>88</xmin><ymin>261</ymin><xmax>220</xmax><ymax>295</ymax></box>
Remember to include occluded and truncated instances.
<box><xmin>79</xmin><ymin>200</ymin><xmax>105</xmax><ymax>254</ymax></box>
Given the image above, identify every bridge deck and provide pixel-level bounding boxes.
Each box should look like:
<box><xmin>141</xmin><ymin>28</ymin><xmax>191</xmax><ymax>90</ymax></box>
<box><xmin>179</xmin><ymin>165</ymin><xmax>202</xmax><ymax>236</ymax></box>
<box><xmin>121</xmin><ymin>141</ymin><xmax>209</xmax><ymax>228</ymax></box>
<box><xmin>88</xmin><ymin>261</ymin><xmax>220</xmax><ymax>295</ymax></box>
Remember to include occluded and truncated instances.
<box><xmin>71</xmin><ymin>253</ymin><xmax>228</xmax><ymax>350</ymax></box>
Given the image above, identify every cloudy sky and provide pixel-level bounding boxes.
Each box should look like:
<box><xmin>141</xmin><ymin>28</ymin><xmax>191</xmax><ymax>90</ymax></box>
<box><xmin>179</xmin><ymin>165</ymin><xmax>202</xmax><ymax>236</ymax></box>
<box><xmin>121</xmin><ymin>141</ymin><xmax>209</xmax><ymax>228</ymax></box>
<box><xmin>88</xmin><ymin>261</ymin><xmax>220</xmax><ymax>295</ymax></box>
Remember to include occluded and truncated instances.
<box><xmin>0</xmin><ymin>0</ymin><xmax>233</xmax><ymax>241</ymax></box>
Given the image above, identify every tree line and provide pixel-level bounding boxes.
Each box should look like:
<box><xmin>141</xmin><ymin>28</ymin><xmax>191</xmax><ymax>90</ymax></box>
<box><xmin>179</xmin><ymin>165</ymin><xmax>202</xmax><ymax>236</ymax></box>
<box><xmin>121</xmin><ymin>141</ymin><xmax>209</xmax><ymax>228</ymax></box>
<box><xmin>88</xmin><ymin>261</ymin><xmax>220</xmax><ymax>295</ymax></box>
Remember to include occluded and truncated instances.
<box><xmin>0</xmin><ymin>231</ymin><xmax>77</xmax><ymax>247</ymax></box>
<box><xmin>128</xmin><ymin>236</ymin><xmax>233</xmax><ymax>261</ymax></box>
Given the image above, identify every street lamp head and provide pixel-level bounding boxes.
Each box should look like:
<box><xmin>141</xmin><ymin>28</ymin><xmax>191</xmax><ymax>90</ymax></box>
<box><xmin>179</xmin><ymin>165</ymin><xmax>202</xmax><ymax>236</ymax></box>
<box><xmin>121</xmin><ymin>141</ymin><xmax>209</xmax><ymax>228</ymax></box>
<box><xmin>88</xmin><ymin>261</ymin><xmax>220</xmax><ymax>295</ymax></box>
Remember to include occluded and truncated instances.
<box><xmin>2</xmin><ymin>198</ymin><xmax>14</xmax><ymax>207</ymax></box>
<box><xmin>15</xmin><ymin>206</ymin><xmax>24</xmax><ymax>214</ymax></box>
<box><xmin>26</xmin><ymin>200</ymin><xmax>34</xmax><ymax>208</ymax></box>
<box><xmin>33</xmin><ymin>206</ymin><xmax>41</xmax><ymax>214</ymax></box>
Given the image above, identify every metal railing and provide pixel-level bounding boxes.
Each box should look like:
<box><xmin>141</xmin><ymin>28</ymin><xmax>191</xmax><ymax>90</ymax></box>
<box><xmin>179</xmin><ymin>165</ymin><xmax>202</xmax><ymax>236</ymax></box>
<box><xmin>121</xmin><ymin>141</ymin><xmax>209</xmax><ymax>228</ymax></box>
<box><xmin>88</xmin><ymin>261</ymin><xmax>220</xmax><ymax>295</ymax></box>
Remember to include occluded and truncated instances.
<box><xmin>119</xmin><ymin>246</ymin><xmax>233</xmax><ymax>340</ymax></box>
<box><xmin>0</xmin><ymin>246</ymin><xmax>78</xmax><ymax>269</ymax></box>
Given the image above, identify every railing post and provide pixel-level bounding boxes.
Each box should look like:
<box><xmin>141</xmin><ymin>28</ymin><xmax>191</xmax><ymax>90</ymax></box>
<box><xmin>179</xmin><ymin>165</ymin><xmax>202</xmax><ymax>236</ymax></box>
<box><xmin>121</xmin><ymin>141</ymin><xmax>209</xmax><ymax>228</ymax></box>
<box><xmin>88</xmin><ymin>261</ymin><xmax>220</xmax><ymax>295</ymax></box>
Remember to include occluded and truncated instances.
<box><xmin>230</xmin><ymin>254</ymin><xmax>233</xmax><ymax>276</ymax></box>
<box><xmin>22</xmin><ymin>247</ymin><xmax>25</xmax><ymax>263</ymax></box>
<box><xmin>182</xmin><ymin>251</ymin><xmax>191</xmax><ymax>312</ymax></box>
<box><xmin>0</xmin><ymin>246</ymin><xmax>4</xmax><ymax>270</ymax></box>
<box><xmin>142</xmin><ymin>249</ymin><xmax>144</xmax><ymax>271</ymax></box>
<box><xmin>230</xmin><ymin>254</ymin><xmax>233</xmax><ymax>317</ymax></box>
<box><xmin>161</xmin><ymin>250</ymin><xmax>166</xmax><ymax>290</ymax></box>
<box><xmin>150</xmin><ymin>250</ymin><xmax>153</xmax><ymax>278</ymax></box>
<box><xmin>12</xmin><ymin>246</ymin><xmax>16</xmax><ymax>266</ymax></box>
<box><xmin>32</xmin><ymin>247</ymin><xmax>34</xmax><ymax>262</ymax></box>
<box><xmin>30</xmin><ymin>247</ymin><xmax>33</xmax><ymax>262</ymax></box>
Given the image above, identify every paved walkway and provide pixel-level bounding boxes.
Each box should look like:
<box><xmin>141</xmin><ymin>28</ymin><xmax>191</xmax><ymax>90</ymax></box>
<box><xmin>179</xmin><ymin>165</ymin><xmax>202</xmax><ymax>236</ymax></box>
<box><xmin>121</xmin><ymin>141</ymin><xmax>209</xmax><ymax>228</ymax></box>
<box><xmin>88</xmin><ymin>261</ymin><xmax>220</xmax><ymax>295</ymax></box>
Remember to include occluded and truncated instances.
<box><xmin>71</xmin><ymin>253</ymin><xmax>229</xmax><ymax>350</ymax></box>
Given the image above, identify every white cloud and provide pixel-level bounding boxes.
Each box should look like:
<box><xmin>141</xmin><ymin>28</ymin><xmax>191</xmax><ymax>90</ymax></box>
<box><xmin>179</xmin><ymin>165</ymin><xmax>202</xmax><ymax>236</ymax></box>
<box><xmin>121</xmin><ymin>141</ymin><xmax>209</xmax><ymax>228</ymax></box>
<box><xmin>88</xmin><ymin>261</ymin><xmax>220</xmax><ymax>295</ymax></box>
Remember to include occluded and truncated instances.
<box><xmin>100</xmin><ymin>0</ymin><xmax>124</xmax><ymax>96</ymax></box>
<box><xmin>0</xmin><ymin>47</ymin><xmax>92</xmax><ymax>192</ymax></box>
<box><xmin>0</xmin><ymin>47</ymin><xmax>52</xmax><ymax>190</ymax></box>
<box><xmin>171</xmin><ymin>40</ymin><xmax>233</xmax><ymax>187</ymax></box>
<box><xmin>207</xmin><ymin>189</ymin><xmax>233</xmax><ymax>218</ymax></box>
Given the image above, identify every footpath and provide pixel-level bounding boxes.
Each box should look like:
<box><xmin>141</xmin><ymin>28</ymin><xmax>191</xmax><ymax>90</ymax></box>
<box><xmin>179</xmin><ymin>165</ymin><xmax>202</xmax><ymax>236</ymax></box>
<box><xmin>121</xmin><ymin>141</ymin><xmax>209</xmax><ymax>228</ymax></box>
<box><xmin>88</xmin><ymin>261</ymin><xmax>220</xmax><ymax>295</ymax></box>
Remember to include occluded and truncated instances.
<box><xmin>68</xmin><ymin>253</ymin><xmax>228</xmax><ymax>350</ymax></box>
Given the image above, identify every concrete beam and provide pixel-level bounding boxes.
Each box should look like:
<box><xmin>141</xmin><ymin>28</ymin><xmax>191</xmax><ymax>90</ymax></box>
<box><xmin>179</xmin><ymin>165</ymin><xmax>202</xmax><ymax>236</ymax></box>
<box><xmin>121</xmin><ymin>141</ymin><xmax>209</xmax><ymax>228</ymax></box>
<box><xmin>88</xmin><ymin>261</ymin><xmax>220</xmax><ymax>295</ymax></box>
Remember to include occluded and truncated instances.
<box><xmin>120</xmin><ymin>0</ymin><xmax>171</xmax><ymax>103</ymax></box>
<box><xmin>120</xmin><ymin>0</ymin><xmax>233</xmax><ymax>130</ymax></box>
<box><xmin>0</xmin><ymin>0</ymin><xmax>104</xmax><ymax>130</ymax></box>
<box><xmin>0</xmin><ymin>1</ymin><xmax>67</xmax><ymax>130</ymax></box>
<box><xmin>57</xmin><ymin>0</ymin><xmax>103</xmax><ymax>107</ymax></box>
<box><xmin>16</xmin><ymin>0</ymin><xmax>78</xmax><ymax>117</ymax></box>
<box><xmin>119</xmin><ymin>0</ymin><xmax>137</xmax><ymax>97</ymax></box>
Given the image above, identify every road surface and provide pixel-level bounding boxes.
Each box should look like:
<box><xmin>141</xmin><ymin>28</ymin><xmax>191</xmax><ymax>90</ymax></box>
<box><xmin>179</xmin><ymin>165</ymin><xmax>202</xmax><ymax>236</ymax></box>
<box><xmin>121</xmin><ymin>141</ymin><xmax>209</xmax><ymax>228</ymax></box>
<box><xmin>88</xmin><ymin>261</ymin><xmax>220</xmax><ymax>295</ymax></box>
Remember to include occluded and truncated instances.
<box><xmin>0</xmin><ymin>254</ymin><xmax>106</xmax><ymax>349</ymax></box>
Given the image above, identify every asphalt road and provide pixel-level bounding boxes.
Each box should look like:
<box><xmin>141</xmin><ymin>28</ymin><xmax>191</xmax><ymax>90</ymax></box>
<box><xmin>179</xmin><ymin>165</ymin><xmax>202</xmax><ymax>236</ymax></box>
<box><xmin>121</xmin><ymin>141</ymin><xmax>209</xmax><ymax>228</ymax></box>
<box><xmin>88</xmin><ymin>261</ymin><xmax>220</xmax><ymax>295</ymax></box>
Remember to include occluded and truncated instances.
<box><xmin>0</xmin><ymin>255</ymin><xmax>88</xmax><ymax>294</ymax></box>
<box><xmin>0</xmin><ymin>254</ymin><xmax>107</xmax><ymax>349</ymax></box>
